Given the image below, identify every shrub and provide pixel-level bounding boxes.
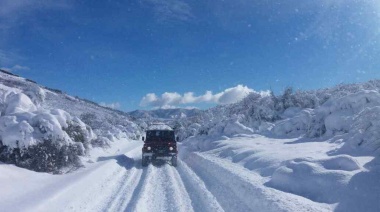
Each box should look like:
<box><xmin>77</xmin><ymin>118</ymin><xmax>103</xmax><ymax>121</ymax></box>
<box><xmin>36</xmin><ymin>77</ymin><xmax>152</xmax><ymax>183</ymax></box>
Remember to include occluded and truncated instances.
<box><xmin>0</xmin><ymin>140</ymin><xmax>84</xmax><ymax>173</ymax></box>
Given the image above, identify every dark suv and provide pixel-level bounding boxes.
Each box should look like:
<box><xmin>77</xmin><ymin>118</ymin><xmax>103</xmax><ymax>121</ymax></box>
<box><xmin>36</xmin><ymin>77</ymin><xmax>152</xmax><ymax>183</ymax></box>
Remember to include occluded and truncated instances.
<box><xmin>142</xmin><ymin>129</ymin><xmax>178</xmax><ymax>167</ymax></box>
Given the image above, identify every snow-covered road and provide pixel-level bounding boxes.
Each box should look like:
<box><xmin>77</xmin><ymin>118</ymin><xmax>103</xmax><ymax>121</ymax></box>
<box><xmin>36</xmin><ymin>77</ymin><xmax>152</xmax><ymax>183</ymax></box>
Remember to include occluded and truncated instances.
<box><xmin>32</xmin><ymin>142</ymin><xmax>225</xmax><ymax>212</ymax></box>
<box><xmin>3</xmin><ymin>136</ymin><xmax>377</xmax><ymax>212</ymax></box>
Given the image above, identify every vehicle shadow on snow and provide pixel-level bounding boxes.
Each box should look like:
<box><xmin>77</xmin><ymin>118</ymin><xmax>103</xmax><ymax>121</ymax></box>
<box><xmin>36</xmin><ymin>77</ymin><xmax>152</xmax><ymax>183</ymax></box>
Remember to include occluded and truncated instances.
<box><xmin>150</xmin><ymin>159</ymin><xmax>170</xmax><ymax>167</ymax></box>
<box><xmin>97</xmin><ymin>154</ymin><xmax>142</xmax><ymax>170</ymax></box>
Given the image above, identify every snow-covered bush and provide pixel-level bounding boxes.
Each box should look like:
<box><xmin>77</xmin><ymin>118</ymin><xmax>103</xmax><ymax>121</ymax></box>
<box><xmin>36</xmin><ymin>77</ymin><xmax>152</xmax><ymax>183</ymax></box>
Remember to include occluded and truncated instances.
<box><xmin>80</xmin><ymin>112</ymin><xmax>141</xmax><ymax>141</ymax></box>
<box><xmin>0</xmin><ymin>90</ymin><xmax>95</xmax><ymax>173</ymax></box>
<box><xmin>273</xmin><ymin>109</ymin><xmax>313</xmax><ymax>137</ymax></box>
<box><xmin>91</xmin><ymin>136</ymin><xmax>112</xmax><ymax>148</ymax></box>
<box><xmin>339</xmin><ymin>106</ymin><xmax>380</xmax><ymax>154</ymax></box>
<box><xmin>223</xmin><ymin>117</ymin><xmax>254</xmax><ymax>136</ymax></box>
<box><xmin>0</xmin><ymin>140</ymin><xmax>84</xmax><ymax>173</ymax></box>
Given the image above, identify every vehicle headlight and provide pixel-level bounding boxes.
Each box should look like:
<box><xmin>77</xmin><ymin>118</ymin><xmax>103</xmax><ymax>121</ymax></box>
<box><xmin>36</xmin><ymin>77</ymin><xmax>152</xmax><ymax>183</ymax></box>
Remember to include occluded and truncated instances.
<box><xmin>147</xmin><ymin>146</ymin><xmax>151</xmax><ymax>150</ymax></box>
<box><xmin>169</xmin><ymin>147</ymin><xmax>174</xmax><ymax>151</ymax></box>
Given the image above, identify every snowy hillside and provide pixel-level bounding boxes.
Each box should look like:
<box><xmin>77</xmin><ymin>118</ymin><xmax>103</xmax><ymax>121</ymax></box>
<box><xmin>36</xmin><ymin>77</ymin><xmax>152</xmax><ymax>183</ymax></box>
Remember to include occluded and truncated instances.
<box><xmin>0</xmin><ymin>70</ymin><xmax>140</xmax><ymax>172</ymax></box>
<box><xmin>177</xmin><ymin>80</ymin><xmax>380</xmax><ymax>154</ymax></box>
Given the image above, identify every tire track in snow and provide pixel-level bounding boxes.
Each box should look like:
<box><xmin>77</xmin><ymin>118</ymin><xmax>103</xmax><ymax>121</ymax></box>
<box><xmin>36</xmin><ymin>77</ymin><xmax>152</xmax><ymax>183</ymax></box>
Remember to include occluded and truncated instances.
<box><xmin>36</xmin><ymin>143</ymin><xmax>143</xmax><ymax>212</ymax></box>
<box><xmin>123</xmin><ymin>165</ymin><xmax>154</xmax><ymax>211</ymax></box>
<box><xmin>83</xmin><ymin>147</ymin><xmax>144</xmax><ymax>211</ymax></box>
<box><xmin>165</xmin><ymin>164</ymin><xmax>194</xmax><ymax>212</ymax></box>
<box><xmin>124</xmin><ymin>164</ymin><xmax>194</xmax><ymax>212</ymax></box>
<box><xmin>82</xmin><ymin>166</ymin><xmax>128</xmax><ymax>211</ymax></box>
<box><xmin>176</xmin><ymin>160</ymin><xmax>224</xmax><ymax>212</ymax></box>
<box><xmin>106</xmin><ymin>163</ymin><xmax>144</xmax><ymax>211</ymax></box>
<box><xmin>182</xmin><ymin>154</ymin><xmax>253</xmax><ymax>212</ymax></box>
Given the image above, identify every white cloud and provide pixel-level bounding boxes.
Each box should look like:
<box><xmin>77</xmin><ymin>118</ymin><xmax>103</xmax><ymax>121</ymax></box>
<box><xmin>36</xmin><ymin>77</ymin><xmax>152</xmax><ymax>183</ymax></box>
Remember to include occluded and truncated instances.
<box><xmin>139</xmin><ymin>85</ymin><xmax>258</xmax><ymax>108</ymax></box>
<box><xmin>217</xmin><ymin>85</ymin><xmax>254</xmax><ymax>104</ymax></box>
<box><xmin>141</xmin><ymin>0</ymin><xmax>194</xmax><ymax>23</ymax></box>
<box><xmin>100</xmin><ymin>102</ymin><xmax>121</xmax><ymax>109</ymax></box>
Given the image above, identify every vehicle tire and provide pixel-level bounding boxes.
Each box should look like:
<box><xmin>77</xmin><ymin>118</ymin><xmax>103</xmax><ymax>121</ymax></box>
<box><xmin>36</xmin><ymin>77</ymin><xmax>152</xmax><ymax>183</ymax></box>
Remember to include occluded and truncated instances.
<box><xmin>171</xmin><ymin>156</ymin><xmax>177</xmax><ymax>167</ymax></box>
<box><xmin>142</xmin><ymin>156</ymin><xmax>148</xmax><ymax>167</ymax></box>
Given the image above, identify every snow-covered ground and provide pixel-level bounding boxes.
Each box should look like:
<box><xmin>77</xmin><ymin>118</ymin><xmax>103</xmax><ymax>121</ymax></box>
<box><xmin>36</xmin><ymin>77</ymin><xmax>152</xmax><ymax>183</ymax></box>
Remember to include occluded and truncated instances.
<box><xmin>2</xmin><ymin>134</ymin><xmax>378</xmax><ymax>211</ymax></box>
<box><xmin>183</xmin><ymin>134</ymin><xmax>380</xmax><ymax>211</ymax></box>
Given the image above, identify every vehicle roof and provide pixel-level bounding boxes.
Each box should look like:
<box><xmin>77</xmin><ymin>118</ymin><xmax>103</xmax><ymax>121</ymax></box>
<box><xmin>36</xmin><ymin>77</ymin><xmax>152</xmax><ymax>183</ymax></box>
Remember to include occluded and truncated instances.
<box><xmin>147</xmin><ymin>123</ymin><xmax>173</xmax><ymax>131</ymax></box>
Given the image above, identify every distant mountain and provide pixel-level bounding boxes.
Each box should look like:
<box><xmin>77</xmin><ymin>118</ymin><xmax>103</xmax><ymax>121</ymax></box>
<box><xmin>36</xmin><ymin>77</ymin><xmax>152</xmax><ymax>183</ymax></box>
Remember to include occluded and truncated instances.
<box><xmin>128</xmin><ymin>108</ymin><xmax>203</xmax><ymax>120</ymax></box>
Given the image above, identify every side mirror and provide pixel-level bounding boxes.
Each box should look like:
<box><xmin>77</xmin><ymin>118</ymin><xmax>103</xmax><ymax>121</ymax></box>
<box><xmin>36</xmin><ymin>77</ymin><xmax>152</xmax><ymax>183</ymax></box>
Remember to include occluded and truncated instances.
<box><xmin>142</xmin><ymin>137</ymin><xmax>145</xmax><ymax>141</ymax></box>
<box><xmin>176</xmin><ymin>136</ymin><xmax>179</xmax><ymax>142</ymax></box>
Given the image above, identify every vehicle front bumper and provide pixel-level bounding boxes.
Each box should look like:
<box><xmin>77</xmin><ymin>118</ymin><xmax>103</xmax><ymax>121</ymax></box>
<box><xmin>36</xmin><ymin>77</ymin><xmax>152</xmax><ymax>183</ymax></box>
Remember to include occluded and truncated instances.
<box><xmin>142</xmin><ymin>152</ymin><xmax>177</xmax><ymax>158</ymax></box>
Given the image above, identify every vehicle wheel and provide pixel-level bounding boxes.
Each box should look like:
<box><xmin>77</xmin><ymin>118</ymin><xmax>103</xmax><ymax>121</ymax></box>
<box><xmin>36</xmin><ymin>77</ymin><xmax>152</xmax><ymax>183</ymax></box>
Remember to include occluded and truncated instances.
<box><xmin>142</xmin><ymin>156</ymin><xmax>149</xmax><ymax>167</ymax></box>
<box><xmin>171</xmin><ymin>156</ymin><xmax>177</xmax><ymax>167</ymax></box>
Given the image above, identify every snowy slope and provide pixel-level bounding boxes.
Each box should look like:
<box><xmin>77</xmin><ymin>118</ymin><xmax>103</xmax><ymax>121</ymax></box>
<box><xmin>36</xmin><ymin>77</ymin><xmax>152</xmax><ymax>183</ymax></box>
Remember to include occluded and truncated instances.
<box><xmin>0</xmin><ymin>70</ymin><xmax>140</xmax><ymax>140</ymax></box>
<box><xmin>0</xmin><ymin>70</ymin><xmax>140</xmax><ymax>172</ymax></box>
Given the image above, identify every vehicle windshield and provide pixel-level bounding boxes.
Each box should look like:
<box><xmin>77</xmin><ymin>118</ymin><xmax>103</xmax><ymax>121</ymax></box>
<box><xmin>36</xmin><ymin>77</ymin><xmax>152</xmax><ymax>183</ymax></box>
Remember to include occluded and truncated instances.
<box><xmin>146</xmin><ymin>130</ymin><xmax>175</xmax><ymax>142</ymax></box>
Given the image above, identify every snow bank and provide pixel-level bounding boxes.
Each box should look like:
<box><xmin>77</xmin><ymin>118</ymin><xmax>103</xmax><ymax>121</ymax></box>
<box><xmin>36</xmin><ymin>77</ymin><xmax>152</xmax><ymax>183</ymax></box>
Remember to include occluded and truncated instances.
<box><xmin>223</xmin><ymin>119</ymin><xmax>254</xmax><ymax>136</ymax></box>
<box><xmin>267</xmin><ymin>155</ymin><xmax>360</xmax><ymax>204</ymax></box>
<box><xmin>268</xmin><ymin>159</ymin><xmax>352</xmax><ymax>204</ymax></box>
<box><xmin>318</xmin><ymin>155</ymin><xmax>360</xmax><ymax>171</ymax></box>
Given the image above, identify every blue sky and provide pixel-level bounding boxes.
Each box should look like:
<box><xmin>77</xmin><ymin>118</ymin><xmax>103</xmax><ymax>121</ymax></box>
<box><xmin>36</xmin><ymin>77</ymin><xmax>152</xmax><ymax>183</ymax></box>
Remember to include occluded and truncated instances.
<box><xmin>1</xmin><ymin>0</ymin><xmax>380</xmax><ymax>111</ymax></box>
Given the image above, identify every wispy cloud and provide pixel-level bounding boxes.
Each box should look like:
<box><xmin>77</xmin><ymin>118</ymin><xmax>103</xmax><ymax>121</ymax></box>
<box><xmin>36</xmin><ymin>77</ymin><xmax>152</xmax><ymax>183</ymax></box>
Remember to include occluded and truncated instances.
<box><xmin>0</xmin><ymin>1</ymin><xmax>71</xmax><ymax>67</ymax></box>
<box><xmin>100</xmin><ymin>102</ymin><xmax>121</xmax><ymax>109</ymax></box>
<box><xmin>141</xmin><ymin>0</ymin><xmax>194</xmax><ymax>23</ymax></box>
<box><xmin>0</xmin><ymin>0</ymin><xmax>71</xmax><ymax>30</ymax></box>
<box><xmin>140</xmin><ymin>85</ymin><xmax>263</xmax><ymax>109</ymax></box>
<box><xmin>0</xmin><ymin>49</ymin><xmax>13</xmax><ymax>65</ymax></box>
<box><xmin>0</xmin><ymin>49</ymin><xmax>24</xmax><ymax>67</ymax></box>
<box><xmin>1</xmin><ymin>64</ymin><xmax>30</xmax><ymax>72</ymax></box>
